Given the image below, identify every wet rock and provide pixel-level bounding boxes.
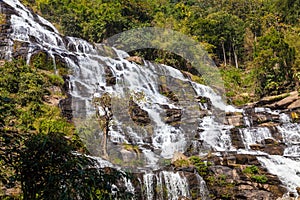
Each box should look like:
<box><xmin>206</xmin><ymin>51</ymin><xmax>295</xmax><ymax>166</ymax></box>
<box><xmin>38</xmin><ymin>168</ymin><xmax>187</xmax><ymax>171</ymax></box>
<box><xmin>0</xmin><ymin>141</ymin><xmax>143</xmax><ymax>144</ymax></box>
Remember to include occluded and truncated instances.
<box><xmin>226</xmin><ymin>114</ymin><xmax>244</xmax><ymax>127</ymax></box>
<box><xmin>250</xmin><ymin>144</ymin><xmax>264</xmax><ymax>150</ymax></box>
<box><xmin>164</xmin><ymin>107</ymin><xmax>182</xmax><ymax>126</ymax></box>
<box><xmin>230</xmin><ymin>128</ymin><xmax>245</xmax><ymax>149</ymax></box>
<box><xmin>158</xmin><ymin>84</ymin><xmax>179</xmax><ymax>102</ymax></box>
<box><xmin>264</xmin><ymin>138</ymin><xmax>277</xmax><ymax>145</ymax></box>
<box><xmin>129</xmin><ymin>100</ymin><xmax>151</xmax><ymax>125</ymax></box>
<box><xmin>263</xmin><ymin>143</ymin><xmax>285</xmax><ymax>155</ymax></box>
<box><xmin>235</xmin><ymin>154</ymin><xmax>260</xmax><ymax>165</ymax></box>
<box><xmin>196</xmin><ymin>96</ymin><xmax>212</xmax><ymax>110</ymax></box>
<box><xmin>296</xmin><ymin>187</ymin><xmax>300</xmax><ymax>195</ymax></box>
<box><xmin>59</xmin><ymin>96</ymin><xmax>73</xmax><ymax>120</ymax></box>
<box><xmin>104</xmin><ymin>65</ymin><xmax>116</xmax><ymax>86</ymax></box>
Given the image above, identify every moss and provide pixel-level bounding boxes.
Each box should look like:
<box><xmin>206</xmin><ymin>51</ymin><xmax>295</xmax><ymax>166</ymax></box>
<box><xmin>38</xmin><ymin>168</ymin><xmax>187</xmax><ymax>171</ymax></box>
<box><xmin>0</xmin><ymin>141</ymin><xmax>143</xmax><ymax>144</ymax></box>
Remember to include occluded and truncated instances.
<box><xmin>190</xmin><ymin>74</ymin><xmax>205</xmax><ymax>85</ymax></box>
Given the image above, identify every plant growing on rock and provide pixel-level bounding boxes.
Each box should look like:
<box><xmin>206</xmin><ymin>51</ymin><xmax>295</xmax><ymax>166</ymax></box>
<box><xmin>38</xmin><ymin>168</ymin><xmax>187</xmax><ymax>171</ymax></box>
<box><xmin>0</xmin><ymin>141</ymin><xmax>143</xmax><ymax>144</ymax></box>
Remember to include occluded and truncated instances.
<box><xmin>243</xmin><ymin>165</ymin><xmax>268</xmax><ymax>184</ymax></box>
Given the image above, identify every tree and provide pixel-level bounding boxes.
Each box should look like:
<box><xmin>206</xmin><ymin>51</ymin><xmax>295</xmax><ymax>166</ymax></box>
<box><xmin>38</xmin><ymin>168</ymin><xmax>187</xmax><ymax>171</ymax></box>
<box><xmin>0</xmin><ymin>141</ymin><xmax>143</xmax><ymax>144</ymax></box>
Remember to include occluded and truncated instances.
<box><xmin>193</xmin><ymin>12</ymin><xmax>245</xmax><ymax>67</ymax></box>
<box><xmin>93</xmin><ymin>92</ymin><xmax>112</xmax><ymax>159</ymax></box>
<box><xmin>254</xmin><ymin>28</ymin><xmax>296</xmax><ymax>96</ymax></box>
<box><xmin>20</xmin><ymin>132</ymin><xmax>133</xmax><ymax>200</ymax></box>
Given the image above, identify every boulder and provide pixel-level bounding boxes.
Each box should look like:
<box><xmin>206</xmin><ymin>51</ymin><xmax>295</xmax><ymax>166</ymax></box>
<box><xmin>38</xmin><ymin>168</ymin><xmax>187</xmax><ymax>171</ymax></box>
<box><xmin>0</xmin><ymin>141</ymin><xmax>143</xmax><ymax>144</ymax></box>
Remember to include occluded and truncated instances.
<box><xmin>227</xmin><ymin>114</ymin><xmax>244</xmax><ymax>127</ymax></box>
<box><xmin>125</xmin><ymin>56</ymin><xmax>143</xmax><ymax>65</ymax></box>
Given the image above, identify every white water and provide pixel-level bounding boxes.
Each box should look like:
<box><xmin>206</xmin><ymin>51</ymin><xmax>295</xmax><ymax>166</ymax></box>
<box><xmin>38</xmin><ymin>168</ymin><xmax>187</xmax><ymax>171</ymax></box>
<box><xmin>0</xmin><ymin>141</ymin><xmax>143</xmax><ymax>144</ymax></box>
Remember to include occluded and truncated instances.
<box><xmin>3</xmin><ymin>0</ymin><xmax>300</xmax><ymax>198</ymax></box>
<box><xmin>143</xmin><ymin>171</ymin><xmax>209</xmax><ymax>200</ymax></box>
<box><xmin>258</xmin><ymin>155</ymin><xmax>300</xmax><ymax>195</ymax></box>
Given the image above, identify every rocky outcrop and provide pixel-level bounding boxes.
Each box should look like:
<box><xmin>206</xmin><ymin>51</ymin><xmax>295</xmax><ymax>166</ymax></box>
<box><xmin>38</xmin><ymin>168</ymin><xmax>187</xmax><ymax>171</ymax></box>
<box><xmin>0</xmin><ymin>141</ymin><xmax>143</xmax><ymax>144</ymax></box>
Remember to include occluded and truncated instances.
<box><xmin>203</xmin><ymin>154</ymin><xmax>287</xmax><ymax>200</ymax></box>
<box><xmin>253</xmin><ymin>91</ymin><xmax>300</xmax><ymax>110</ymax></box>
<box><xmin>125</xmin><ymin>56</ymin><xmax>144</xmax><ymax>65</ymax></box>
<box><xmin>129</xmin><ymin>100</ymin><xmax>151</xmax><ymax>125</ymax></box>
<box><xmin>104</xmin><ymin>65</ymin><xmax>116</xmax><ymax>86</ymax></box>
<box><xmin>162</xmin><ymin>105</ymin><xmax>182</xmax><ymax>126</ymax></box>
<box><xmin>158</xmin><ymin>84</ymin><xmax>179</xmax><ymax>102</ymax></box>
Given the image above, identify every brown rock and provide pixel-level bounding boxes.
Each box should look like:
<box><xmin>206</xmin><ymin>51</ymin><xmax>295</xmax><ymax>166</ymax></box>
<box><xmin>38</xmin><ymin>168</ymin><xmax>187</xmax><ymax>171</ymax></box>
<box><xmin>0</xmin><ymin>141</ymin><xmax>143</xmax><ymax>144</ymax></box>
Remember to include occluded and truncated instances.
<box><xmin>104</xmin><ymin>65</ymin><xmax>116</xmax><ymax>86</ymax></box>
<box><xmin>125</xmin><ymin>56</ymin><xmax>143</xmax><ymax>65</ymax></box>
<box><xmin>158</xmin><ymin>84</ymin><xmax>179</xmax><ymax>102</ymax></box>
<box><xmin>196</xmin><ymin>96</ymin><xmax>212</xmax><ymax>110</ymax></box>
<box><xmin>263</xmin><ymin>145</ymin><xmax>285</xmax><ymax>155</ymax></box>
<box><xmin>250</xmin><ymin>144</ymin><xmax>264</xmax><ymax>150</ymax></box>
<box><xmin>288</xmin><ymin>99</ymin><xmax>300</xmax><ymax>109</ymax></box>
<box><xmin>227</xmin><ymin>114</ymin><xmax>244</xmax><ymax>127</ymax></box>
<box><xmin>296</xmin><ymin>187</ymin><xmax>300</xmax><ymax>195</ymax></box>
<box><xmin>129</xmin><ymin>100</ymin><xmax>151</xmax><ymax>125</ymax></box>
<box><xmin>171</xmin><ymin>152</ymin><xmax>188</xmax><ymax>164</ymax></box>
<box><xmin>235</xmin><ymin>154</ymin><xmax>259</xmax><ymax>165</ymax></box>
<box><xmin>164</xmin><ymin>107</ymin><xmax>182</xmax><ymax>126</ymax></box>
<box><xmin>268</xmin><ymin>91</ymin><xmax>299</xmax><ymax>109</ymax></box>
<box><xmin>264</xmin><ymin>138</ymin><xmax>277</xmax><ymax>145</ymax></box>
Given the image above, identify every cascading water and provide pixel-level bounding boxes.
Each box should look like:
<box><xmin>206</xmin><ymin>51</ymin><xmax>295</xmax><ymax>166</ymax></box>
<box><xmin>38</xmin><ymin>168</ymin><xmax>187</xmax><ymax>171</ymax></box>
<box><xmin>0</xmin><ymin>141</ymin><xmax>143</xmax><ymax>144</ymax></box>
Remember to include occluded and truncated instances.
<box><xmin>2</xmin><ymin>0</ymin><xmax>300</xmax><ymax>198</ymax></box>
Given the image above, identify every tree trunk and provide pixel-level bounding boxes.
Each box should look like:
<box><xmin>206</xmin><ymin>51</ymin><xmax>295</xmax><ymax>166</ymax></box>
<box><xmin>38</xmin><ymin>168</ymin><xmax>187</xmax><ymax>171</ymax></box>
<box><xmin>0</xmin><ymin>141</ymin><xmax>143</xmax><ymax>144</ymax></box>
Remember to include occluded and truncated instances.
<box><xmin>222</xmin><ymin>41</ymin><xmax>227</xmax><ymax>66</ymax></box>
<box><xmin>233</xmin><ymin>45</ymin><xmax>239</xmax><ymax>68</ymax></box>
<box><xmin>101</xmin><ymin>122</ymin><xmax>109</xmax><ymax>159</ymax></box>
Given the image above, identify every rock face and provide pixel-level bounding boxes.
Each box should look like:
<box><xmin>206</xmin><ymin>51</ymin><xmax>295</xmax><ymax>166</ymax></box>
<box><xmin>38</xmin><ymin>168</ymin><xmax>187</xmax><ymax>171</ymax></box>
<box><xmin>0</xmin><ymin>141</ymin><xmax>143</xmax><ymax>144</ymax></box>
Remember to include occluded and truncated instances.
<box><xmin>203</xmin><ymin>154</ymin><xmax>287</xmax><ymax>200</ymax></box>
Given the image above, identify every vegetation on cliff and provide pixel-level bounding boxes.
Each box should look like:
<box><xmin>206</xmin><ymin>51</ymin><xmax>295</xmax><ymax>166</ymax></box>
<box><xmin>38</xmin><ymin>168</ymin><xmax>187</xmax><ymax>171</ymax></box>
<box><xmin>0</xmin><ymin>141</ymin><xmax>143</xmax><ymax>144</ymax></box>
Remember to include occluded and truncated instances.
<box><xmin>0</xmin><ymin>60</ymin><xmax>132</xmax><ymax>199</ymax></box>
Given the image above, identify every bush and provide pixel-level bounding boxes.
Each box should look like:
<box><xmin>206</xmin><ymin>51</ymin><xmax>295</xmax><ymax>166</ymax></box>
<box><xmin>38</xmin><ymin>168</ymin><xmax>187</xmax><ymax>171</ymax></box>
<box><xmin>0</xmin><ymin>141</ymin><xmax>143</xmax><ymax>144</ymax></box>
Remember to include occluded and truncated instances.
<box><xmin>251</xmin><ymin>175</ymin><xmax>268</xmax><ymax>184</ymax></box>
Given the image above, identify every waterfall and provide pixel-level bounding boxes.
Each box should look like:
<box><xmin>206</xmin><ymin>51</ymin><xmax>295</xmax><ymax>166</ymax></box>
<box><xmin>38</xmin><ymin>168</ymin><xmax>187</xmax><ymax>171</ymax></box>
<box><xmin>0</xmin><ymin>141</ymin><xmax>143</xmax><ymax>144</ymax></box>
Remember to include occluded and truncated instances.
<box><xmin>2</xmin><ymin>0</ymin><xmax>300</xmax><ymax>198</ymax></box>
<box><xmin>142</xmin><ymin>171</ymin><xmax>209</xmax><ymax>200</ymax></box>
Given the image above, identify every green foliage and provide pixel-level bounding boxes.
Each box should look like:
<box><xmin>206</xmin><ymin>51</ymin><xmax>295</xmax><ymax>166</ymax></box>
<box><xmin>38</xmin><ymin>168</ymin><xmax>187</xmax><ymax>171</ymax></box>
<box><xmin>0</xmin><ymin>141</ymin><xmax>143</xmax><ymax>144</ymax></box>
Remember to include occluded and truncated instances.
<box><xmin>274</xmin><ymin>0</ymin><xmax>300</xmax><ymax>24</ymax></box>
<box><xmin>243</xmin><ymin>165</ymin><xmax>268</xmax><ymax>183</ymax></box>
<box><xmin>221</xmin><ymin>66</ymin><xmax>256</xmax><ymax>105</ymax></box>
<box><xmin>251</xmin><ymin>175</ymin><xmax>268</xmax><ymax>184</ymax></box>
<box><xmin>45</xmin><ymin>73</ymin><xmax>64</xmax><ymax>87</ymax></box>
<box><xmin>20</xmin><ymin>132</ymin><xmax>133</xmax><ymax>200</ymax></box>
<box><xmin>189</xmin><ymin>156</ymin><xmax>211</xmax><ymax>177</ymax></box>
<box><xmin>173</xmin><ymin>159</ymin><xmax>190</xmax><ymax>167</ymax></box>
<box><xmin>254</xmin><ymin>28</ymin><xmax>296</xmax><ymax>96</ymax></box>
<box><xmin>243</xmin><ymin>165</ymin><xmax>259</xmax><ymax>174</ymax></box>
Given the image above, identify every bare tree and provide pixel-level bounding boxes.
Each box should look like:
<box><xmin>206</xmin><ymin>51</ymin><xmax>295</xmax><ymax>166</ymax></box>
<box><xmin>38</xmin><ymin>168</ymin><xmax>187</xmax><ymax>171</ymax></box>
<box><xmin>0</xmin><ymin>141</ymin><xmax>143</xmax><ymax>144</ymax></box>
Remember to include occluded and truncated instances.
<box><xmin>93</xmin><ymin>92</ymin><xmax>112</xmax><ymax>159</ymax></box>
